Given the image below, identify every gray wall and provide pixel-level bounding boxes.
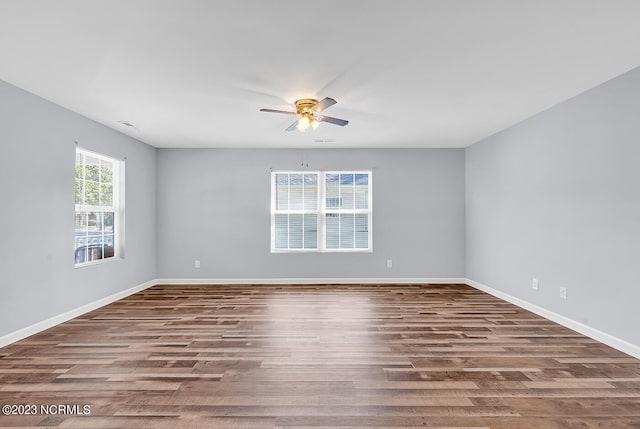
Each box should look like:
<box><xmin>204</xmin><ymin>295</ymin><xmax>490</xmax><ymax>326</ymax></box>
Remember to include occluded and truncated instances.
<box><xmin>466</xmin><ymin>67</ymin><xmax>640</xmax><ymax>346</ymax></box>
<box><xmin>0</xmin><ymin>80</ymin><xmax>157</xmax><ymax>337</ymax></box>
<box><xmin>156</xmin><ymin>148</ymin><xmax>465</xmax><ymax>280</ymax></box>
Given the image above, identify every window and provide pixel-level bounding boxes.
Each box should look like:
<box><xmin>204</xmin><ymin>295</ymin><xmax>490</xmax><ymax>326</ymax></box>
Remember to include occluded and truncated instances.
<box><xmin>271</xmin><ymin>171</ymin><xmax>372</xmax><ymax>252</ymax></box>
<box><xmin>74</xmin><ymin>148</ymin><xmax>123</xmax><ymax>266</ymax></box>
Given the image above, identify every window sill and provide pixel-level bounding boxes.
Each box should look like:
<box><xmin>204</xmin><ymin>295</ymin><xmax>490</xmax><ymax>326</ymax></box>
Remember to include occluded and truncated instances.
<box><xmin>74</xmin><ymin>256</ymin><xmax>123</xmax><ymax>269</ymax></box>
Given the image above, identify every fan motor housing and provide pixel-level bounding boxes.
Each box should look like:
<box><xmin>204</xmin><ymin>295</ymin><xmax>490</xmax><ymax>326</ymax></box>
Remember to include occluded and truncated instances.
<box><xmin>295</xmin><ymin>99</ymin><xmax>318</xmax><ymax>115</ymax></box>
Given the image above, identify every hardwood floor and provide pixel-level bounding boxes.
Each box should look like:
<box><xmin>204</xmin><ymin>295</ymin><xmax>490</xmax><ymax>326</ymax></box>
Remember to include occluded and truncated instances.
<box><xmin>1</xmin><ymin>283</ymin><xmax>639</xmax><ymax>428</ymax></box>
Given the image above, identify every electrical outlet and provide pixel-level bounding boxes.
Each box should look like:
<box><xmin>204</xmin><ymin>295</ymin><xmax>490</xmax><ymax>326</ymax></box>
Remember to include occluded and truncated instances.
<box><xmin>532</xmin><ymin>278</ymin><xmax>539</xmax><ymax>290</ymax></box>
<box><xmin>386</xmin><ymin>259</ymin><xmax>393</xmax><ymax>268</ymax></box>
<box><xmin>194</xmin><ymin>260</ymin><xmax>200</xmax><ymax>269</ymax></box>
<box><xmin>559</xmin><ymin>287</ymin><xmax>567</xmax><ymax>300</ymax></box>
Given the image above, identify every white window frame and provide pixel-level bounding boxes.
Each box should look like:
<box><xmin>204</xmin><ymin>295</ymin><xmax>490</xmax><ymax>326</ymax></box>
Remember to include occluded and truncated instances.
<box><xmin>271</xmin><ymin>170</ymin><xmax>372</xmax><ymax>253</ymax></box>
<box><xmin>74</xmin><ymin>147</ymin><xmax>124</xmax><ymax>267</ymax></box>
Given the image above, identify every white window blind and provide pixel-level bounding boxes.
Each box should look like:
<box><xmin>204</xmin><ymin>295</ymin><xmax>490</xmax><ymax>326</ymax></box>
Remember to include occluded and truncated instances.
<box><xmin>271</xmin><ymin>171</ymin><xmax>372</xmax><ymax>252</ymax></box>
<box><xmin>273</xmin><ymin>172</ymin><xmax>319</xmax><ymax>250</ymax></box>
<box><xmin>75</xmin><ymin>148</ymin><xmax>123</xmax><ymax>266</ymax></box>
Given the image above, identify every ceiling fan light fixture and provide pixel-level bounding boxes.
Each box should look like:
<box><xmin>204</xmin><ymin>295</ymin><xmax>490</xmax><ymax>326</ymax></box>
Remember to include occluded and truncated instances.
<box><xmin>296</xmin><ymin>115</ymin><xmax>311</xmax><ymax>132</ymax></box>
<box><xmin>260</xmin><ymin>97</ymin><xmax>348</xmax><ymax>132</ymax></box>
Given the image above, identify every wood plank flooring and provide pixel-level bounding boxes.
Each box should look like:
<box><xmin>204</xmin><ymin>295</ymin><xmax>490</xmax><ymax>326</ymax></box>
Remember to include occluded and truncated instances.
<box><xmin>1</xmin><ymin>283</ymin><xmax>640</xmax><ymax>428</ymax></box>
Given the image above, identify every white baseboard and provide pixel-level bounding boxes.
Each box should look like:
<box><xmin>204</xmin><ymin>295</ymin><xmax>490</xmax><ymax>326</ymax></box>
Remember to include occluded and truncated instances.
<box><xmin>465</xmin><ymin>278</ymin><xmax>640</xmax><ymax>360</ymax></box>
<box><xmin>0</xmin><ymin>279</ymin><xmax>156</xmax><ymax>348</ymax></box>
<box><xmin>156</xmin><ymin>277</ymin><xmax>467</xmax><ymax>285</ymax></box>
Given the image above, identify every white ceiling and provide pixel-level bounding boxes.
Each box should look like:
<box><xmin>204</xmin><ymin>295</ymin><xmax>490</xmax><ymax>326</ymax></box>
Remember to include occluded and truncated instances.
<box><xmin>1</xmin><ymin>0</ymin><xmax>640</xmax><ymax>149</ymax></box>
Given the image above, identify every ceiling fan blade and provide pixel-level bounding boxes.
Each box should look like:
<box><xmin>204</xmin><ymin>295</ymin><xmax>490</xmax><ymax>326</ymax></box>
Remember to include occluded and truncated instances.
<box><xmin>285</xmin><ymin>120</ymin><xmax>300</xmax><ymax>131</ymax></box>
<box><xmin>317</xmin><ymin>115</ymin><xmax>349</xmax><ymax>126</ymax></box>
<box><xmin>311</xmin><ymin>97</ymin><xmax>337</xmax><ymax>113</ymax></box>
<box><xmin>260</xmin><ymin>108</ymin><xmax>297</xmax><ymax>115</ymax></box>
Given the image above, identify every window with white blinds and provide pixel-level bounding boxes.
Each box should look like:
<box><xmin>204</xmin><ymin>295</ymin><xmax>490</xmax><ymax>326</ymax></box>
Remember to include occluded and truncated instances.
<box><xmin>271</xmin><ymin>171</ymin><xmax>372</xmax><ymax>252</ymax></box>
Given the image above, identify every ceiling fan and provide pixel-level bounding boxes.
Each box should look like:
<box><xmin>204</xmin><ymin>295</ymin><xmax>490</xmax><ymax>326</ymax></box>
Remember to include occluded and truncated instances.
<box><xmin>260</xmin><ymin>97</ymin><xmax>349</xmax><ymax>132</ymax></box>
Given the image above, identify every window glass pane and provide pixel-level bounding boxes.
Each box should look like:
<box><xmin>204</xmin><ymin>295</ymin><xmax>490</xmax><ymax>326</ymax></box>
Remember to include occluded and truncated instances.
<box><xmin>275</xmin><ymin>174</ymin><xmax>289</xmax><ymax>211</ymax></box>
<box><xmin>74</xmin><ymin>240</ymin><xmax>87</xmax><ymax>253</ymax></box>
<box><xmin>103</xmin><ymin>242</ymin><xmax>115</xmax><ymax>259</ymax></box>
<box><xmin>99</xmin><ymin>162</ymin><xmax>113</xmax><ymax>184</ymax></box>
<box><xmin>83</xmin><ymin>246</ymin><xmax>100</xmax><ymax>263</ymax></box>
<box><xmin>102</xmin><ymin>233</ymin><xmax>114</xmax><ymax>246</ymax></box>
<box><xmin>325</xmin><ymin>173</ymin><xmax>340</xmax><ymax>209</ymax></box>
<box><xmin>289</xmin><ymin>174</ymin><xmax>303</xmax><ymax>210</ymax></box>
<box><xmin>289</xmin><ymin>214</ymin><xmax>303</xmax><ymax>248</ymax></box>
<box><xmin>275</xmin><ymin>174</ymin><xmax>289</xmax><ymax>186</ymax></box>
<box><xmin>340</xmin><ymin>213</ymin><xmax>355</xmax><ymax>249</ymax></box>
<box><xmin>85</xmin><ymin>181</ymin><xmax>99</xmax><ymax>206</ymax></box>
<box><xmin>85</xmin><ymin>156</ymin><xmax>100</xmax><ymax>181</ymax></box>
<box><xmin>325</xmin><ymin>213</ymin><xmax>339</xmax><ymax>249</ymax></box>
<box><xmin>340</xmin><ymin>174</ymin><xmax>354</xmax><ymax>185</ymax></box>
<box><xmin>340</xmin><ymin>174</ymin><xmax>354</xmax><ymax>209</ymax></box>
<box><xmin>75</xmin><ymin>213</ymin><xmax>88</xmax><ymax>236</ymax></box>
<box><xmin>303</xmin><ymin>214</ymin><xmax>317</xmax><ymax>249</ymax></box>
<box><xmin>75</xmin><ymin>180</ymin><xmax>84</xmax><ymax>205</ymax></box>
<box><xmin>86</xmin><ymin>212</ymin><xmax>101</xmax><ymax>245</ymax></box>
<box><xmin>303</xmin><ymin>174</ymin><xmax>317</xmax><ymax>211</ymax></box>
<box><xmin>355</xmin><ymin>173</ymin><xmax>369</xmax><ymax>210</ymax></box>
<box><xmin>355</xmin><ymin>214</ymin><xmax>368</xmax><ymax>248</ymax></box>
<box><xmin>355</xmin><ymin>174</ymin><xmax>368</xmax><ymax>186</ymax></box>
<box><xmin>100</xmin><ymin>184</ymin><xmax>113</xmax><ymax>206</ymax></box>
<box><xmin>75</xmin><ymin>152</ymin><xmax>84</xmax><ymax>180</ymax></box>
<box><xmin>355</xmin><ymin>185</ymin><xmax>368</xmax><ymax>209</ymax></box>
<box><xmin>75</xmin><ymin>213</ymin><xmax>86</xmax><ymax>228</ymax></box>
<box><xmin>104</xmin><ymin>212</ymin><xmax>114</xmax><ymax>233</ymax></box>
<box><xmin>75</xmin><ymin>245</ymin><xmax>88</xmax><ymax>264</ymax></box>
<box><xmin>274</xmin><ymin>214</ymin><xmax>288</xmax><ymax>248</ymax></box>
